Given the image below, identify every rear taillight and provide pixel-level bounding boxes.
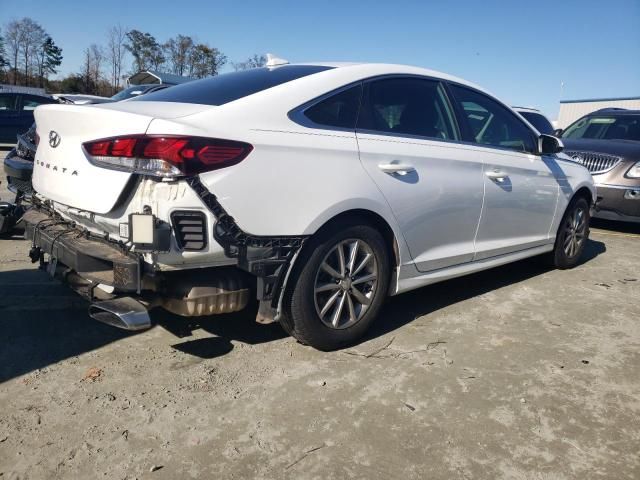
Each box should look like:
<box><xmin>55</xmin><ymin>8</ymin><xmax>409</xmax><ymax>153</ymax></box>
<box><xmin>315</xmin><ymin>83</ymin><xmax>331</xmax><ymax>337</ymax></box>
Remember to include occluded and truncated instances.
<box><xmin>82</xmin><ymin>135</ymin><xmax>253</xmax><ymax>178</ymax></box>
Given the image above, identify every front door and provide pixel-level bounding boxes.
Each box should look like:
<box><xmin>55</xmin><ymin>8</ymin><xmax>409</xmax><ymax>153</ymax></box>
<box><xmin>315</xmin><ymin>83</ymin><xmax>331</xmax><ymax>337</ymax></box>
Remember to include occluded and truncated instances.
<box><xmin>448</xmin><ymin>85</ymin><xmax>559</xmax><ymax>259</ymax></box>
<box><xmin>0</xmin><ymin>94</ymin><xmax>20</xmax><ymax>143</ymax></box>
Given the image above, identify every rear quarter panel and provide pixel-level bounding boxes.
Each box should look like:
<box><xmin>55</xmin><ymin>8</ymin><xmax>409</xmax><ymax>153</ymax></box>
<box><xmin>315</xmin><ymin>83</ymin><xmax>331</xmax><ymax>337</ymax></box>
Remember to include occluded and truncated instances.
<box><xmin>147</xmin><ymin>115</ymin><xmax>413</xmax><ymax>267</ymax></box>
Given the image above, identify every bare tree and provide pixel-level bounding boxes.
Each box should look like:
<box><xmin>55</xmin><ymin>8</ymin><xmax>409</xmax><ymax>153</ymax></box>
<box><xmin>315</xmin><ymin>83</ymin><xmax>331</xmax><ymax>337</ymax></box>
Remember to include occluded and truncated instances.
<box><xmin>80</xmin><ymin>44</ymin><xmax>105</xmax><ymax>94</ymax></box>
<box><xmin>106</xmin><ymin>24</ymin><xmax>127</xmax><ymax>93</ymax></box>
<box><xmin>4</xmin><ymin>20</ymin><xmax>24</xmax><ymax>84</ymax></box>
<box><xmin>233</xmin><ymin>54</ymin><xmax>266</xmax><ymax>71</ymax></box>
<box><xmin>19</xmin><ymin>18</ymin><xmax>46</xmax><ymax>86</ymax></box>
<box><xmin>89</xmin><ymin>44</ymin><xmax>104</xmax><ymax>87</ymax></box>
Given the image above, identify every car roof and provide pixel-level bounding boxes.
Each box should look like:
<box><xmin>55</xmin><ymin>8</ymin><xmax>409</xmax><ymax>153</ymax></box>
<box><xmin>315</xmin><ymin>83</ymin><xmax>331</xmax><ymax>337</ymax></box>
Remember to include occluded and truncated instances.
<box><xmin>0</xmin><ymin>92</ymin><xmax>52</xmax><ymax>98</ymax></box>
<box><xmin>293</xmin><ymin>62</ymin><xmax>491</xmax><ymax>96</ymax></box>
<box><xmin>590</xmin><ymin>108</ymin><xmax>640</xmax><ymax>116</ymax></box>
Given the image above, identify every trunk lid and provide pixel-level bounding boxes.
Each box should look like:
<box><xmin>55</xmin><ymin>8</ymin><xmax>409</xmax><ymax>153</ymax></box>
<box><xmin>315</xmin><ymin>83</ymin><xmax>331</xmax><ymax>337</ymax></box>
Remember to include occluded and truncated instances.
<box><xmin>33</xmin><ymin>102</ymin><xmax>210</xmax><ymax>213</ymax></box>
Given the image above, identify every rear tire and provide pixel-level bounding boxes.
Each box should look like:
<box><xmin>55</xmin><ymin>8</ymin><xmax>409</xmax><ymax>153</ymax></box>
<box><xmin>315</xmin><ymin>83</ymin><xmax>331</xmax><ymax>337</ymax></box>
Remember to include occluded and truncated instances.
<box><xmin>551</xmin><ymin>196</ymin><xmax>590</xmax><ymax>269</ymax></box>
<box><xmin>282</xmin><ymin>221</ymin><xmax>390</xmax><ymax>351</ymax></box>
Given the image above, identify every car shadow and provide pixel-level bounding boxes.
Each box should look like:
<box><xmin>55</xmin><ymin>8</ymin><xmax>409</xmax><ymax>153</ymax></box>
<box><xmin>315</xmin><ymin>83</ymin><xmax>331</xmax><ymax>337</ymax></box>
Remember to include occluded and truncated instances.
<box><xmin>154</xmin><ymin>303</ymin><xmax>288</xmax><ymax>358</ymax></box>
<box><xmin>0</xmin><ymin>239</ymin><xmax>607</xmax><ymax>380</ymax></box>
<box><xmin>361</xmin><ymin>239</ymin><xmax>606</xmax><ymax>344</ymax></box>
<box><xmin>591</xmin><ymin>218</ymin><xmax>640</xmax><ymax>234</ymax></box>
<box><xmin>0</xmin><ymin>267</ymin><xmax>138</xmax><ymax>384</ymax></box>
<box><xmin>0</xmin><ymin>267</ymin><xmax>286</xmax><ymax>382</ymax></box>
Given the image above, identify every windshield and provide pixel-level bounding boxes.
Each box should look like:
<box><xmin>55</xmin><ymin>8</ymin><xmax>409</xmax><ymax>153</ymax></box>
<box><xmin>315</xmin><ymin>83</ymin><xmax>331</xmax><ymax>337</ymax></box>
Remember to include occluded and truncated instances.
<box><xmin>519</xmin><ymin>111</ymin><xmax>554</xmax><ymax>135</ymax></box>
<box><xmin>562</xmin><ymin>114</ymin><xmax>640</xmax><ymax>141</ymax></box>
<box><xmin>111</xmin><ymin>86</ymin><xmax>148</xmax><ymax>101</ymax></box>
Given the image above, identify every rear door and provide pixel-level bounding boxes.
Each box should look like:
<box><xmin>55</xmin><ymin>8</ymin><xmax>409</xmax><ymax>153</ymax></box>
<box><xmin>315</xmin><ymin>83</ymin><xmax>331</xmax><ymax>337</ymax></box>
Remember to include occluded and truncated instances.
<box><xmin>0</xmin><ymin>94</ymin><xmax>20</xmax><ymax>143</ymax></box>
<box><xmin>448</xmin><ymin>84</ymin><xmax>559</xmax><ymax>259</ymax></box>
<box><xmin>356</xmin><ymin>77</ymin><xmax>485</xmax><ymax>272</ymax></box>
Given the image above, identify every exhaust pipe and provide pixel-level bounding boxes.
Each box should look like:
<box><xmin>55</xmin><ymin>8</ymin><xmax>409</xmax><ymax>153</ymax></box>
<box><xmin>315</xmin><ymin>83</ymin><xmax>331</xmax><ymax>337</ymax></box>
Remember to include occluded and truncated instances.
<box><xmin>88</xmin><ymin>297</ymin><xmax>152</xmax><ymax>331</ymax></box>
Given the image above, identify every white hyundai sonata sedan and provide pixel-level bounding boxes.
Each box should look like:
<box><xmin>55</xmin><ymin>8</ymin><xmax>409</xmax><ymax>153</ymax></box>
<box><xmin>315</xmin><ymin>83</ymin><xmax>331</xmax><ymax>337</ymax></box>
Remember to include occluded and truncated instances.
<box><xmin>25</xmin><ymin>62</ymin><xmax>595</xmax><ymax>350</ymax></box>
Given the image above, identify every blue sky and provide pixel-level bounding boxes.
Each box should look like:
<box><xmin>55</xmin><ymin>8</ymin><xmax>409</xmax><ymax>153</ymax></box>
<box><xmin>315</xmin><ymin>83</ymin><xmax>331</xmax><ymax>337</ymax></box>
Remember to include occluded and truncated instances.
<box><xmin>1</xmin><ymin>0</ymin><xmax>639</xmax><ymax>119</ymax></box>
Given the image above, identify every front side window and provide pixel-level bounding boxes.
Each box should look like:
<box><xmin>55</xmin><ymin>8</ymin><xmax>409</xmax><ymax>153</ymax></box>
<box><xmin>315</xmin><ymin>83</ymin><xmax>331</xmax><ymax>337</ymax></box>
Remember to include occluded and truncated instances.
<box><xmin>450</xmin><ymin>85</ymin><xmax>537</xmax><ymax>153</ymax></box>
<box><xmin>562</xmin><ymin>115</ymin><xmax>640</xmax><ymax>141</ymax></box>
<box><xmin>303</xmin><ymin>85</ymin><xmax>362</xmax><ymax>129</ymax></box>
<box><xmin>357</xmin><ymin>77</ymin><xmax>459</xmax><ymax>140</ymax></box>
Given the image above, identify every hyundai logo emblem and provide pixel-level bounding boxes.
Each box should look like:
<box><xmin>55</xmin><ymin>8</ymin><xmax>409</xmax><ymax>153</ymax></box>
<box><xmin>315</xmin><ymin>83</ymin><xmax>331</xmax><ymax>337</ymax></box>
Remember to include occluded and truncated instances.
<box><xmin>49</xmin><ymin>130</ymin><xmax>61</xmax><ymax>148</ymax></box>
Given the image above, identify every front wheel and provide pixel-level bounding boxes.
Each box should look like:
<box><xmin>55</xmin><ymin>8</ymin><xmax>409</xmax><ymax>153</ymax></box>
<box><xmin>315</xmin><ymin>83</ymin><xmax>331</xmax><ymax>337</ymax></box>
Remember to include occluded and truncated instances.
<box><xmin>282</xmin><ymin>222</ymin><xmax>391</xmax><ymax>351</ymax></box>
<box><xmin>551</xmin><ymin>196</ymin><xmax>590</xmax><ymax>269</ymax></box>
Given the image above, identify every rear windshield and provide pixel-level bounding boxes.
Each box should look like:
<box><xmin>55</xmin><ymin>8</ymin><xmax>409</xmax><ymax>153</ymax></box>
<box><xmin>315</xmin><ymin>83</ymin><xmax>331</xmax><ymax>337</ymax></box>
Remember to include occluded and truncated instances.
<box><xmin>519</xmin><ymin>111</ymin><xmax>554</xmax><ymax>135</ymax></box>
<box><xmin>132</xmin><ymin>65</ymin><xmax>333</xmax><ymax>106</ymax></box>
<box><xmin>563</xmin><ymin>115</ymin><xmax>640</xmax><ymax>141</ymax></box>
<box><xmin>112</xmin><ymin>85</ymin><xmax>151</xmax><ymax>101</ymax></box>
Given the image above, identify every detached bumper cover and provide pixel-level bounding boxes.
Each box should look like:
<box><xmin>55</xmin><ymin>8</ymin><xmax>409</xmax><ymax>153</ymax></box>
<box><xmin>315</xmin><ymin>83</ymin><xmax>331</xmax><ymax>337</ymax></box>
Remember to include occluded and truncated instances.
<box><xmin>594</xmin><ymin>184</ymin><xmax>640</xmax><ymax>222</ymax></box>
<box><xmin>23</xmin><ymin>208</ymin><xmax>142</xmax><ymax>292</ymax></box>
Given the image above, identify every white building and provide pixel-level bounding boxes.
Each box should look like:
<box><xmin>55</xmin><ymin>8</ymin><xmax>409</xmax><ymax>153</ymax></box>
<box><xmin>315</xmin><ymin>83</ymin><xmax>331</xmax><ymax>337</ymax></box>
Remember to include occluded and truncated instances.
<box><xmin>557</xmin><ymin>96</ymin><xmax>640</xmax><ymax>129</ymax></box>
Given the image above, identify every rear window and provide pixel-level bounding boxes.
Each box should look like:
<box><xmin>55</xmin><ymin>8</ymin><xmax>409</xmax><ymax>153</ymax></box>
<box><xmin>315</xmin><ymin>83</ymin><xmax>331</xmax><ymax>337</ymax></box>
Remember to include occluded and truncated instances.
<box><xmin>133</xmin><ymin>65</ymin><xmax>333</xmax><ymax>106</ymax></box>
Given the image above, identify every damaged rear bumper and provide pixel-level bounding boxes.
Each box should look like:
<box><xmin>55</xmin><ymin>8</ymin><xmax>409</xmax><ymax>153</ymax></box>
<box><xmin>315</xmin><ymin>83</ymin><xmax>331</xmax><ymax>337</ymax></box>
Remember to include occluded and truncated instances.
<box><xmin>23</xmin><ymin>207</ymin><xmax>252</xmax><ymax>325</ymax></box>
<box><xmin>24</xmin><ymin>207</ymin><xmax>143</xmax><ymax>293</ymax></box>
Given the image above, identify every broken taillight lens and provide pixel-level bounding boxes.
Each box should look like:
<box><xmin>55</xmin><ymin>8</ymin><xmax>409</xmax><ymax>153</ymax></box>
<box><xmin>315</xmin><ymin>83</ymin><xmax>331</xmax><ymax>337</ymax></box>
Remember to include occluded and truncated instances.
<box><xmin>82</xmin><ymin>135</ymin><xmax>253</xmax><ymax>178</ymax></box>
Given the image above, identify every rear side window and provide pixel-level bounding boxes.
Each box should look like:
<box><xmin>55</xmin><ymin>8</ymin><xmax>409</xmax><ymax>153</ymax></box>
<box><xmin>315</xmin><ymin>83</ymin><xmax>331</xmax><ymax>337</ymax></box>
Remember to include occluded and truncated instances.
<box><xmin>357</xmin><ymin>78</ymin><xmax>459</xmax><ymax>140</ymax></box>
<box><xmin>450</xmin><ymin>85</ymin><xmax>536</xmax><ymax>153</ymax></box>
<box><xmin>303</xmin><ymin>85</ymin><xmax>362</xmax><ymax>129</ymax></box>
<box><xmin>133</xmin><ymin>65</ymin><xmax>333</xmax><ymax>106</ymax></box>
<box><xmin>22</xmin><ymin>95</ymin><xmax>55</xmax><ymax>111</ymax></box>
<box><xmin>0</xmin><ymin>94</ymin><xmax>18</xmax><ymax>111</ymax></box>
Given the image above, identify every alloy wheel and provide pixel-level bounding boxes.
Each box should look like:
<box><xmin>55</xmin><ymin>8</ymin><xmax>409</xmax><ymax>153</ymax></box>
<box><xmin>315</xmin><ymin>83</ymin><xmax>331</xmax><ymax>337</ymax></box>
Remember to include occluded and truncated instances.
<box><xmin>563</xmin><ymin>206</ymin><xmax>587</xmax><ymax>258</ymax></box>
<box><xmin>313</xmin><ymin>239</ymin><xmax>379</xmax><ymax>329</ymax></box>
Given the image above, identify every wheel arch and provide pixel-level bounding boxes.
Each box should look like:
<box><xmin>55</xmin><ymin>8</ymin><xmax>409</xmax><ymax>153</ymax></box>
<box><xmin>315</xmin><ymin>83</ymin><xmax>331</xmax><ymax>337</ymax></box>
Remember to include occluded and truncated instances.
<box><xmin>309</xmin><ymin>208</ymin><xmax>401</xmax><ymax>269</ymax></box>
<box><xmin>573</xmin><ymin>186</ymin><xmax>594</xmax><ymax>206</ymax></box>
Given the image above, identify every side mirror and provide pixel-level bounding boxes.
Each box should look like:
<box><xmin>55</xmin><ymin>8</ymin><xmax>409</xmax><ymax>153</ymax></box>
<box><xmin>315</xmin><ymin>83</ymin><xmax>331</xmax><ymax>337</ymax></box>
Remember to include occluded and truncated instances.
<box><xmin>539</xmin><ymin>134</ymin><xmax>564</xmax><ymax>155</ymax></box>
<box><xmin>553</xmin><ymin>128</ymin><xmax>563</xmax><ymax>137</ymax></box>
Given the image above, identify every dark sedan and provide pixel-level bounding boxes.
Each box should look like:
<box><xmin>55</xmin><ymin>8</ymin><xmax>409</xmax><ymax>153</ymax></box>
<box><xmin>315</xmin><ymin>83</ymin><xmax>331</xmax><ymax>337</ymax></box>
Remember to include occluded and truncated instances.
<box><xmin>0</xmin><ymin>92</ymin><xmax>58</xmax><ymax>143</ymax></box>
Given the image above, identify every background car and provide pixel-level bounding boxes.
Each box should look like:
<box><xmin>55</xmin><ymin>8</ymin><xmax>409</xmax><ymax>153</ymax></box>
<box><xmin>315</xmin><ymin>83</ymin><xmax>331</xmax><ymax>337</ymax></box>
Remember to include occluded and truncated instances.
<box><xmin>52</xmin><ymin>93</ymin><xmax>113</xmax><ymax>105</ymax></box>
<box><xmin>513</xmin><ymin>107</ymin><xmax>555</xmax><ymax>135</ymax></box>
<box><xmin>0</xmin><ymin>92</ymin><xmax>58</xmax><ymax>143</ymax></box>
<box><xmin>558</xmin><ymin>108</ymin><xmax>640</xmax><ymax>223</ymax></box>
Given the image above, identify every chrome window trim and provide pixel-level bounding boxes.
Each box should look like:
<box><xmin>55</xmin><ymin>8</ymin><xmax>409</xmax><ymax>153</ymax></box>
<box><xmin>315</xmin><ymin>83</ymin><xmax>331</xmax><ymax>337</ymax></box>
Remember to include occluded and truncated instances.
<box><xmin>288</xmin><ymin>73</ymin><xmax>544</xmax><ymax>157</ymax></box>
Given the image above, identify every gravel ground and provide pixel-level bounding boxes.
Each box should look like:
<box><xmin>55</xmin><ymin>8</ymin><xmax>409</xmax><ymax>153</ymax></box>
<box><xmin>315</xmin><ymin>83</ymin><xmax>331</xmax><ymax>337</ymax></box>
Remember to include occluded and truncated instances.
<box><xmin>1</xmin><ymin>150</ymin><xmax>639</xmax><ymax>479</ymax></box>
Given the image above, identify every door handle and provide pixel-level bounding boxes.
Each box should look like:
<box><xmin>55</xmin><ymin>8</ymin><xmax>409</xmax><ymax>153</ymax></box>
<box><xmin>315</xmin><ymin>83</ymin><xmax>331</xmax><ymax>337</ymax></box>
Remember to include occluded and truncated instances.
<box><xmin>485</xmin><ymin>169</ymin><xmax>508</xmax><ymax>183</ymax></box>
<box><xmin>378</xmin><ymin>162</ymin><xmax>416</xmax><ymax>176</ymax></box>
